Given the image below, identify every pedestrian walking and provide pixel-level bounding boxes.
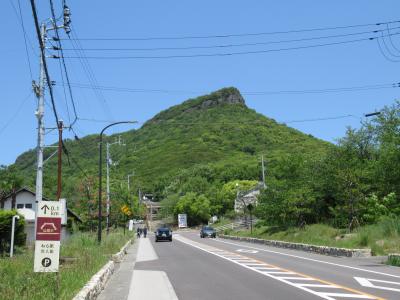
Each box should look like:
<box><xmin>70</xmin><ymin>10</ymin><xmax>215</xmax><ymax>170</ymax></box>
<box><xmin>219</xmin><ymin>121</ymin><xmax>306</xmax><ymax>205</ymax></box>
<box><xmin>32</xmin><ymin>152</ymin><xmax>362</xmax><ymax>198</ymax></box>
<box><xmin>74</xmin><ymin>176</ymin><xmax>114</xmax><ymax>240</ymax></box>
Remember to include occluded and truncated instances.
<box><xmin>143</xmin><ymin>227</ymin><xmax>147</xmax><ymax>238</ymax></box>
<box><xmin>136</xmin><ymin>227</ymin><xmax>141</xmax><ymax>238</ymax></box>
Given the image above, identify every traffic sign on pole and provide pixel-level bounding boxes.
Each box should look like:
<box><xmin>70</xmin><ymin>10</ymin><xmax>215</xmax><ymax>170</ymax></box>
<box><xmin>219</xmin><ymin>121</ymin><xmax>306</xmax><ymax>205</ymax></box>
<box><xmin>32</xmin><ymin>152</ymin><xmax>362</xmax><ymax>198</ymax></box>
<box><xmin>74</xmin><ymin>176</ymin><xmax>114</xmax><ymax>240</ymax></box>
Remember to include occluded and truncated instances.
<box><xmin>34</xmin><ymin>201</ymin><xmax>62</xmax><ymax>273</ymax></box>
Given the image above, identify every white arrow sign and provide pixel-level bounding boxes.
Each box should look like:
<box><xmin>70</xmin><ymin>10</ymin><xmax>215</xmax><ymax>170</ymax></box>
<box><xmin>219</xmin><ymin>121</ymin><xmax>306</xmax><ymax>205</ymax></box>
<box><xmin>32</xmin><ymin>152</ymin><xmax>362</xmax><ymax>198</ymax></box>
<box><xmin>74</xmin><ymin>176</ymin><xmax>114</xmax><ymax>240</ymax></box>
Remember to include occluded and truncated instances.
<box><xmin>354</xmin><ymin>277</ymin><xmax>400</xmax><ymax>293</ymax></box>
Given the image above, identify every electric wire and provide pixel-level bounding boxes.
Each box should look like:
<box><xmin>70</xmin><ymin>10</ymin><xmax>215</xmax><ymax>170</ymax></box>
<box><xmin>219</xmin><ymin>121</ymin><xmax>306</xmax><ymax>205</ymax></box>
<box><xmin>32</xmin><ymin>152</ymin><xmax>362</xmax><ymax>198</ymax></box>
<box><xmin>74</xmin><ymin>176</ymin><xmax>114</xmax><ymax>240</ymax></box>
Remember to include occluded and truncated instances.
<box><xmin>49</xmin><ymin>0</ymin><xmax>78</xmax><ymax>127</ymax></box>
<box><xmin>60</xmin><ymin>20</ymin><xmax>400</xmax><ymax>41</ymax></box>
<box><xmin>9</xmin><ymin>0</ymin><xmax>34</xmax><ymax>80</ymax></box>
<box><xmin>61</xmin><ymin>32</ymin><xmax>400</xmax><ymax>60</ymax></box>
<box><xmin>67</xmin><ymin>26</ymin><xmax>114</xmax><ymax>120</ymax></box>
<box><xmin>60</xmin><ymin>81</ymin><xmax>400</xmax><ymax>96</ymax></box>
<box><xmin>0</xmin><ymin>92</ymin><xmax>33</xmax><ymax>136</ymax></box>
<box><xmin>377</xmin><ymin>37</ymin><xmax>400</xmax><ymax>62</ymax></box>
<box><xmin>386</xmin><ymin>24</ymin><xmax>400</xmax><ymax>54</ymax></box>
<box><xmin>380</xmin><ymin>31</ymin><xmax>400</xmax><ymax>58</ymax></box>
<box><xmin>29</xmin><ymin>0</ymin><xmax>60</xmax><ymax>125</ymax></box>
<box><xmin>60</xmin><ymin>26</ymin><xmax>400</xmax><ymax>52</ymax></box>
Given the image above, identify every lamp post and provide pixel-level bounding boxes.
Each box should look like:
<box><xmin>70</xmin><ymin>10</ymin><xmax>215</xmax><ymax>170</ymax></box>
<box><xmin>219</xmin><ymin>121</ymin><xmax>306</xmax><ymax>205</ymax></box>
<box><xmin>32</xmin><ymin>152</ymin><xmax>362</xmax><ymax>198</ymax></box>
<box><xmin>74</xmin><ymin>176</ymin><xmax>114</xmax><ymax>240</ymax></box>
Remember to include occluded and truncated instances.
<box><xmin>98</xmin><ymin>121</ymin><xmax>136</xmax><ymax>244</ymax></box>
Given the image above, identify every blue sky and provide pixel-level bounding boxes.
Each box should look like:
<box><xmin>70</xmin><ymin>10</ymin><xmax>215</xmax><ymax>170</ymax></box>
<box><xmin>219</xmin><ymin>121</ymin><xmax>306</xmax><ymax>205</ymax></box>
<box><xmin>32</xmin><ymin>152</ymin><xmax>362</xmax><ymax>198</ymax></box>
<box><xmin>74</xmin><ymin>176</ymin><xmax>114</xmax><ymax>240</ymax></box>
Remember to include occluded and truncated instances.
<box><xmin>1</xmin><ymin>0</ymin><xmax>400</xmax><ymax>165</ymax></box>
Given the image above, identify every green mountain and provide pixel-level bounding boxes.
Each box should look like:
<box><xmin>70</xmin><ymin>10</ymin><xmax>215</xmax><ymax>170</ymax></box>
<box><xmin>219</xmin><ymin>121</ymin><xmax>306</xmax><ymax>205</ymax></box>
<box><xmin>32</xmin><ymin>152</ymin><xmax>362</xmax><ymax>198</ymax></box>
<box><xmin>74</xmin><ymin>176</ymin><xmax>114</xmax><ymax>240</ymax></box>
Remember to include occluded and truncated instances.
<box><xmin>13</xmin><ymin>87</ymin><xmax>331</xmax><ymax>207</ymax></box>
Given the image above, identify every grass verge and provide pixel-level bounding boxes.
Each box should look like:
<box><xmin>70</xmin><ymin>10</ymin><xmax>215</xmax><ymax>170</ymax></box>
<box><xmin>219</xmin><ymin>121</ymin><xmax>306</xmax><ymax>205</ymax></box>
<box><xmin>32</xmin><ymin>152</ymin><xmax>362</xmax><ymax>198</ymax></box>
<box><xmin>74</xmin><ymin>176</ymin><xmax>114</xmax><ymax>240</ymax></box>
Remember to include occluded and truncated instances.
<box><xmin>0</xmin><ymin>229</ymin><xmax>132</xmax><ymax>300</ymax></box>
<box><xmin>223</xmin><ymin>217</ymin><xmax>400</xmax><ymax>256</ymax></box>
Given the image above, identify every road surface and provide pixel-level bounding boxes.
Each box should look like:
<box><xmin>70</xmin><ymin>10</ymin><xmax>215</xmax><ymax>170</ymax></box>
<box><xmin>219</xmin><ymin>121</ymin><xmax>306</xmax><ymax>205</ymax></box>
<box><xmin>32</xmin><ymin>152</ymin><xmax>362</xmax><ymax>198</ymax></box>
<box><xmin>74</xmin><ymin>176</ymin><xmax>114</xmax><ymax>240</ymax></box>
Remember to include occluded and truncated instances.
<box><xmin>101</xmin><ymin>230</ymin><xmax>400</xmax><ymax>300</ymax></box>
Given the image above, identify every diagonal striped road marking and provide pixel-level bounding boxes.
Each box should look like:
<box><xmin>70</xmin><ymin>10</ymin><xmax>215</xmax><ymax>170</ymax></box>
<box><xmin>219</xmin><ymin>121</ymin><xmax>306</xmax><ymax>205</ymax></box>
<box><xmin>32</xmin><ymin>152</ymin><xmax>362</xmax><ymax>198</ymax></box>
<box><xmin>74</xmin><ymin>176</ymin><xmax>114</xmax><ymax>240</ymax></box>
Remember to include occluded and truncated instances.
<box><xmin>174</xmin><ymin>235</ymin><xmax>384</xmax><ymax>300</ymax></box>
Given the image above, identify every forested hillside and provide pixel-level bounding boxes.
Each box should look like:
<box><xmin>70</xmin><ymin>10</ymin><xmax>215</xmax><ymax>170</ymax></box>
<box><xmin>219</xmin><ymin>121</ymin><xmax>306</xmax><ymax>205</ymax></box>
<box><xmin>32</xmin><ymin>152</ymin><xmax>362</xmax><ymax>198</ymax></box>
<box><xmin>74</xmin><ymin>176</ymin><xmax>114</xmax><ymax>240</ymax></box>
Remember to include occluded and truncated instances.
<box><xmin>6</xmin><ymin>87</ymin><xmax>331</xmax><ymax>222</ymax></box>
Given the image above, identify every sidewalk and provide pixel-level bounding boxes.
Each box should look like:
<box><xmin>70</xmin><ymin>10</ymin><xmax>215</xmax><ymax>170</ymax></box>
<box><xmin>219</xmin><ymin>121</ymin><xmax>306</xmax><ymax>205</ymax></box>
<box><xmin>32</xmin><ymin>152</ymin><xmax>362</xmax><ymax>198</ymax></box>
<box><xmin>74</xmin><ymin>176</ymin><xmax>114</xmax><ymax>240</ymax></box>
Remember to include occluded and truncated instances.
<box><xmin>97</xmin><ymin>237</ymin><xmax>178</xmax><ymax>300</ymax></box>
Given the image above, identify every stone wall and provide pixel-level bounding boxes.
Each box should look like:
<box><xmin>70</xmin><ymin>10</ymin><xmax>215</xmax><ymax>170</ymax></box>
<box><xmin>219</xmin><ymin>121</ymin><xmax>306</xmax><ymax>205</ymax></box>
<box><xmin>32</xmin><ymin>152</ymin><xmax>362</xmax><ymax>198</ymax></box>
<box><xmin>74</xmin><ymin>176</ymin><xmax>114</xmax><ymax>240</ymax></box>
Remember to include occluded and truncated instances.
<box><xmin>219</xmin><ymin>234</ymin><xmax>371</xmax><ymax>258</ymax></box>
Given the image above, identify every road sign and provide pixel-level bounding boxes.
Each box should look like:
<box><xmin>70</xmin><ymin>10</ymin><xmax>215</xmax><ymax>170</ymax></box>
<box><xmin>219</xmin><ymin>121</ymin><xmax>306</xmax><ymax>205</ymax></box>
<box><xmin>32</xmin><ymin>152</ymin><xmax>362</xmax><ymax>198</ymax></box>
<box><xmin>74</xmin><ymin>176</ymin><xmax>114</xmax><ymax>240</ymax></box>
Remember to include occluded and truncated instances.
<box><xmin>34</xmin><ymin>241</ymin><xmax>60</xmax><ymax>272</ymax></box>
<box><xmin>36</xmin><ymin>217</ymin><xmax>61</xmax><ymax>241</ymax></box>
<box><xmin>178</xmin><ymin>214</ymin><xmax>187</xmax><ymax>228</ymax></box>
<box><xmin>121</xmin><ymin>204</ymin><xmax>132</xmax><ymax>216</ymax></box>
<box><xmin>354</xmin><ymin>277</ymin><xmax>400</xmax><ymax>293</ymax></box>
<box><xmin>37</xmin><ymin>201</ymin><xmax>62</xmax><ymax>218</ymax></box>
<box><xmin>34</xmin><ymin>201</ymin><xmax>62</xmax><ymax>273</ymax></box>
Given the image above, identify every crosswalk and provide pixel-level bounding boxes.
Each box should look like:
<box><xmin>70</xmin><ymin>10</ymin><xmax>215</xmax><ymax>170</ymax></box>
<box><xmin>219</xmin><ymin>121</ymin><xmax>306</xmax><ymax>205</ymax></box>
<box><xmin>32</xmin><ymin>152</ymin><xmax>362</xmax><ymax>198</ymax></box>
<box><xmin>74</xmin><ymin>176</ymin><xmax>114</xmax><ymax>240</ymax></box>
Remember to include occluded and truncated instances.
<box><xmin>174</xmin><ymin>235</ymin><xmax>383</xmax><ymax>300</ymax></box>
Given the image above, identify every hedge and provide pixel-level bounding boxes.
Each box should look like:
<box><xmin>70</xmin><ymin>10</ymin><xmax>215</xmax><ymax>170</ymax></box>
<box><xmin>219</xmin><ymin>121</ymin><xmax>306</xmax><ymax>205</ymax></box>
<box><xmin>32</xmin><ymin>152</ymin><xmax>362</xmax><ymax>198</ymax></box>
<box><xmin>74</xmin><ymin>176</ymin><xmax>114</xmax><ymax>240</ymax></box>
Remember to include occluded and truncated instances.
<box><xmin>0</xmin><ymin>210</ymin><xmax>26</xmax><ymax>256</ymax></box>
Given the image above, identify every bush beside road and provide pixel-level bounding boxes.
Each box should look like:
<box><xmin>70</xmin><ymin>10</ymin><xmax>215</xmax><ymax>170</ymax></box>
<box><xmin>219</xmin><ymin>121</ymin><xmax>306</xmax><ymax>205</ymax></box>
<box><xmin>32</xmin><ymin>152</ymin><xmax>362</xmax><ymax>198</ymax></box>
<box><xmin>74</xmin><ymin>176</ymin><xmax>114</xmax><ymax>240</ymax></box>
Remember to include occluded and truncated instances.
<box><xmin>0</xmin><ymin>230</ymin><xmax>132</xmax><ymax>300</ymax></box>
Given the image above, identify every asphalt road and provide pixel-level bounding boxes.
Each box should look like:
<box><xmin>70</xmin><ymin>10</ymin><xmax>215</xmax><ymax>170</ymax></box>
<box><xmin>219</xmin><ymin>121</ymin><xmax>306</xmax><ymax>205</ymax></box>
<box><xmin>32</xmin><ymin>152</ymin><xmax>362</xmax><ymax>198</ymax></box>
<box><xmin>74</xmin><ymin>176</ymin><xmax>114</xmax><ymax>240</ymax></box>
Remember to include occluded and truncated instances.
<box><xmin>133</xmin><ymin>231</ymin><xmax>400</xmax><ymax>300</ymax></box>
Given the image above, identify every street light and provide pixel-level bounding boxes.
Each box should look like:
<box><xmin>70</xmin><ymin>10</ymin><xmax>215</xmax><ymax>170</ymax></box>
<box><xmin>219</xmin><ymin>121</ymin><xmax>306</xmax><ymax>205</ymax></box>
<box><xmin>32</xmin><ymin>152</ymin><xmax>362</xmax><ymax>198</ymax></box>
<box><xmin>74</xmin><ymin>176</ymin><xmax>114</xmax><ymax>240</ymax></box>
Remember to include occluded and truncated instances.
<box><xmin>98</xmin><ymin>121</ymin><xmax>136</xmax><ymax>244</ymax></box>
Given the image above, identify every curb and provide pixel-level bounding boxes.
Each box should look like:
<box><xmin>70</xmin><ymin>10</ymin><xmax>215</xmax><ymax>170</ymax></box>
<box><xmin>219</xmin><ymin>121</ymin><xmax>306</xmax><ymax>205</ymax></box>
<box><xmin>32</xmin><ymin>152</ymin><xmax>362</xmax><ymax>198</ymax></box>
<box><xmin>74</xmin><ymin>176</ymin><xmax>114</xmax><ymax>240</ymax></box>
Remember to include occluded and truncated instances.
<box><xmin>72</xmin><ymin>239</ymin><xmax>133</xmax><ymax>300</ymax></box>
<box><xmin>218</xmin><ymin>234</ymin><xmax>371</xmax><ymax>258</ymax></box>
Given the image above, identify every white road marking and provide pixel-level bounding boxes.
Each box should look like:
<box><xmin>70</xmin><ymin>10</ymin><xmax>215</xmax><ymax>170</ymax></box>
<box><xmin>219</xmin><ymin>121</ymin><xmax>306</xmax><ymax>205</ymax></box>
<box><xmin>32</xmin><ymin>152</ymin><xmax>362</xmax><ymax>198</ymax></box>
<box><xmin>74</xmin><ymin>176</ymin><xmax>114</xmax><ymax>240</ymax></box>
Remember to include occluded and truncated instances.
<box><xmin>214</xmin><ymin>238</ymin><xmax>400</xmax><ymax>279</ymax></box>
<box><xmin>354</xmin><ymin>277</ymin><xmax>400</xmax><ymax>293</ymax></box>
<box><xmin>127</xmin><ymin>270</ymin><xmax>178</xmax><ymax>300</ymax></box>
<box><xmin>136</xmin><ymin>238</ymin><xmax>158</xmax><ymax>262</ymax></box>
<box><xmin>175</xmin><ymin>235</ymin><xmax>379</xmax><ymax>300</ymax></box>
<box><xmin>237</xmin><ymin>248</ymin><xmax>259</xmax><ymax>253</ymax></box>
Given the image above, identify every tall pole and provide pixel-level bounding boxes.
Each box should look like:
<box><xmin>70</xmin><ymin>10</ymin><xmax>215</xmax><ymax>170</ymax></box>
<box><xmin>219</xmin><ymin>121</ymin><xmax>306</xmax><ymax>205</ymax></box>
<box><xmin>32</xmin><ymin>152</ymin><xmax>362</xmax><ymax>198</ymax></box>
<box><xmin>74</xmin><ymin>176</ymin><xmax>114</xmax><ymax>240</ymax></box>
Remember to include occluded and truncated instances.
<box><xmin>56</xmin><ymin>120</ymin><xmax>63</xmax><ymax>200</ymax></box>
<box><xmin>98</xmin><ymin>121</ymin><xmax>136</xmax><ymax>243</ymax></box>
<box><xmin>10</xmin><ymin>215</ymin><xmax>20</xmax><ymax>258</ymax></box>
<box><xmin>261</xmin><ymin>155</ymin><xmax>266</xmax><ymax>188</ymax></box>
<box><xmin>106</xmin><ymin>143</ymin><xmax>111</xmax><ymax>234</ymax></box>
<box><xmin>128</xmin><ymin>173</ymin><xmax>134</xmax><ymax>209</ymax></box>
<box><xmin>98</xmin><ymin>136</ymin><xmax>103</xmax><ymax>243</ymax></box>
<box><xmin>35</xmin><ymin>22</ymin><xmax>46</xmax><ymax>206</ymax></box>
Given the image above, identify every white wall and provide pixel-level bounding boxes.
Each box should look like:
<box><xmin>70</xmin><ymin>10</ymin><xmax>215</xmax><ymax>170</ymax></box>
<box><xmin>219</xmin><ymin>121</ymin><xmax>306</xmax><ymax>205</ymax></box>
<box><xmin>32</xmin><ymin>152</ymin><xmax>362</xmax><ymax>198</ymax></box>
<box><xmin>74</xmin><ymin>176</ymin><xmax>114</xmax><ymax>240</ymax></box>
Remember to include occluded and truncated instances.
<box><xmin>3</xmin><ymin>191</ymin><xmax>36</xmax><ymax>221</ymax></box>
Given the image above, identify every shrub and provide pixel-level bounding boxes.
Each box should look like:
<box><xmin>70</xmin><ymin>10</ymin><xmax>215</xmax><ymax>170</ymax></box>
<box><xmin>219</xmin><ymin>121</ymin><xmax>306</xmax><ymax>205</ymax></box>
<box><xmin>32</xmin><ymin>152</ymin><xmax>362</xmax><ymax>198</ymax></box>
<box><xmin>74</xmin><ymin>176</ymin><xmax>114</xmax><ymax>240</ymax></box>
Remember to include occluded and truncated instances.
<box><xmin>0</xmin><ymin>210</ymin><xmax>26</xmax><ymax>256</ymax></box>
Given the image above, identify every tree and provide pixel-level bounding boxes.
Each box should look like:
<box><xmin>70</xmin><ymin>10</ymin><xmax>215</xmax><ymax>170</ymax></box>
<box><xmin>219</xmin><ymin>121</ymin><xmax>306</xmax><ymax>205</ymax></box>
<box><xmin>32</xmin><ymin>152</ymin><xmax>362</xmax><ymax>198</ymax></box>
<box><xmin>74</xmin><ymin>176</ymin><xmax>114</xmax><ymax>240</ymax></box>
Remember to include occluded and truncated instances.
<box><xmin>0</xmin><ymin>166</ymin><xmax>23</xmax><ymax>209</ymax></box>
<box><xmin>174</xmin><ymin>193</ymin><xmax>211</xmax><ymax>226</ymax></box>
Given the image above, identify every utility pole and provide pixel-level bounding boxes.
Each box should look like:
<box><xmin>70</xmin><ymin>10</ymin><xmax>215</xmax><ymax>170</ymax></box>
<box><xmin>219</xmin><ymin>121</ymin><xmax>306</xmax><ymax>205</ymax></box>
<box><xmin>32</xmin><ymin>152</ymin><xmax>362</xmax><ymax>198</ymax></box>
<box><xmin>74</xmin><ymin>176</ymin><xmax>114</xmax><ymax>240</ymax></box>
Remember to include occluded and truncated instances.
<box><xmin>261</xmin><ymin>155</ymin><xmax>266</xmax><ymax>188</ymax></box>
<box><xmin>128</xmin><ymin>172</ymin><xmax>134</xmax><ymax>209</ymax></box>
<box><xmin>56</xmin><ymin>120</ymin><xmax>63</xmax><ymax>200</ymax></box>
<box><xmin>106</xmin><ymin>136</ymin><xmax>125</xmax><ymax>234</ymax></box>
<box><xmin>34</xmin><ymin>22</ymin><xmax>46</xmax><ymax>206</ymax></box>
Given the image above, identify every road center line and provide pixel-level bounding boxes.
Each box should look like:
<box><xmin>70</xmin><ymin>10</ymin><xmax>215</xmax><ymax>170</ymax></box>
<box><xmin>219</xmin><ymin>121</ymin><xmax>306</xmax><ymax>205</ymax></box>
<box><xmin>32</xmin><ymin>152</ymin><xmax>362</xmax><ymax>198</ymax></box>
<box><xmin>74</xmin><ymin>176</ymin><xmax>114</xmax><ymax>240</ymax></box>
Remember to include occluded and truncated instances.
<box><xmin>213</xmin><ymin>238</ymin><xmax>400</xmax><ymax>279</ymax></box>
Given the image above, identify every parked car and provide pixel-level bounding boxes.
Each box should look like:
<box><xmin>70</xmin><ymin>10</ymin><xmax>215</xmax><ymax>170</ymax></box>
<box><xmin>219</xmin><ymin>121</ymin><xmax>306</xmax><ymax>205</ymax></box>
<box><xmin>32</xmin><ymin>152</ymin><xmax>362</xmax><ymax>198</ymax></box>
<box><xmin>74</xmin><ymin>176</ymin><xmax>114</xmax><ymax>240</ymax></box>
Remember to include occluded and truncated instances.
<box><xmin>200</xmin><ymin>226</ymin><xmax>216</xmax><ymax>238</ymax></box>
<box><xmin>155</xmin><ymin>226</ymin><xmax>172</xmax><ymax>242</ymax></box>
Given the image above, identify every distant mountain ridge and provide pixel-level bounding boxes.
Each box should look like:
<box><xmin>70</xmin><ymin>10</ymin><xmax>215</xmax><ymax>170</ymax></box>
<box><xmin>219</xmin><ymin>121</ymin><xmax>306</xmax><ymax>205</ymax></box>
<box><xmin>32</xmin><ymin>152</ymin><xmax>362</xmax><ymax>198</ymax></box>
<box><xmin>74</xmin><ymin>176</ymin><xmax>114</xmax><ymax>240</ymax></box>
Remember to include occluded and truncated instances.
<box><xmin>13</xmin><ymin>87</ymin><xmax>332</xmax><ymax>206</ymax></box>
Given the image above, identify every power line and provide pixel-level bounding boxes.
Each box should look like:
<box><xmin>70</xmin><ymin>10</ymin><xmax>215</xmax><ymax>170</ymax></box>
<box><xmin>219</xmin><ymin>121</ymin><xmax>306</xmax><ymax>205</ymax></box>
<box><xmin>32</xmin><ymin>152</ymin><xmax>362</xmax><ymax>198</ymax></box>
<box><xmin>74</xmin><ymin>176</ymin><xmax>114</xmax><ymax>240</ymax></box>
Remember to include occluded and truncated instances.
<box><xmin>386</xmin><ymin>24</ymin><xmax>400</xmax><ymax>54</ymax></box>
<box><xmin>66</xmin><ymin>25</ymin><xmax>114</xmax><ymax>121</ymax></box>
<box><xmin>59</xmin><ymin>20</ymin><xmax>400</xmax><ymax>41</ymax></box>
<box><xmin>60</xmin><ymin>26</ymin><xmax>400</xmax><ymax>52</ymax></box>
<box><xmin>61</xmin><ymin>81</ymin><xmax>400</xmax><ymax>96</ymax></box>
<box><xmin>29</xmin><ymin>0</ymin><xmax>60</xmax><ymax>125</ymax></box>
<box><xmin>49</xmin><ymin>0</ymin><xmax>78</xmax><ymax>127</ymax></box>
<box><xmin>61</xmin><ymin>32</ymin><xmax>400</xmax><ymax>60</ymax></box>
<box><xmin>0</xmin><ymin>92</ymin><xmax>33</xmax><ymax>136</ymax></box>
<box><xmin>8</xmin><ymin>0</ymin><xmax>35</xmax><ymax>80</ymax></box>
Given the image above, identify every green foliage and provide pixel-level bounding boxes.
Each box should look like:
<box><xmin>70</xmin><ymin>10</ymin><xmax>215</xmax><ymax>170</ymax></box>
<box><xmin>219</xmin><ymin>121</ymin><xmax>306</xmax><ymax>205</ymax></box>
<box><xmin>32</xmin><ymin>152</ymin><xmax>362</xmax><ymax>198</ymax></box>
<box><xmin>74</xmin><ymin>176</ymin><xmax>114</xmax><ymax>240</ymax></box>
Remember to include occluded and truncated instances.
<box><xmin>174</xmin><ymin>193</ymin><xmax>211</xmax><ymax>226</ymax></box>
<box><xmin>0</xmin><ymin>166</ymin><xmax>23</xmax><ymax>201</ymax></box>
<box><xmin>11</xmin><ymin>88</ymin><xmax>329</xmax><ymax>220</ymax></box>
<box><xmin>0</xmin><ymin>210</ymin><xmax>25</xmax><ymax>255</ymax></box>
<box><xmin>0</xmin><ymin>230</ymin><xmax>131</xmax><ymax>300</ymax></box>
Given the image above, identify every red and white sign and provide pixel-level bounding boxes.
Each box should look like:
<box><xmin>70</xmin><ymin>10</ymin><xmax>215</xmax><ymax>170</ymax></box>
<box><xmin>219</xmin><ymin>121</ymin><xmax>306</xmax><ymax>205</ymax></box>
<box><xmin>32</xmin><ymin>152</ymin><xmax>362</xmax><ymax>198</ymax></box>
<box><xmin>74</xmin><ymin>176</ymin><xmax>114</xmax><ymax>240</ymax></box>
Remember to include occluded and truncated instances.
<box><xmin>34</xmin><ymin>201</ymin><xmax>62</xmax><ymax>273</ymax></box>
<box><xmin>36</xmin><ymin>217</ymin><xmax>61</xmax><ymax>241</ymax></box>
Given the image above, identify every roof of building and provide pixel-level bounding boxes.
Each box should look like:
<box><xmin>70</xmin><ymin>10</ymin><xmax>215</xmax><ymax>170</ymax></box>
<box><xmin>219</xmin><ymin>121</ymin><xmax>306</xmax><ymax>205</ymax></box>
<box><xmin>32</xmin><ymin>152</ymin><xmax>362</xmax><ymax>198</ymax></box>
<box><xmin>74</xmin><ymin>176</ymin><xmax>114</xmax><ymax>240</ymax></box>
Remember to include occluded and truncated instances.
<box><xmin>3</xmin><ymin>187</ymin><xmax>82</xmax><ymax>222</ymax></box>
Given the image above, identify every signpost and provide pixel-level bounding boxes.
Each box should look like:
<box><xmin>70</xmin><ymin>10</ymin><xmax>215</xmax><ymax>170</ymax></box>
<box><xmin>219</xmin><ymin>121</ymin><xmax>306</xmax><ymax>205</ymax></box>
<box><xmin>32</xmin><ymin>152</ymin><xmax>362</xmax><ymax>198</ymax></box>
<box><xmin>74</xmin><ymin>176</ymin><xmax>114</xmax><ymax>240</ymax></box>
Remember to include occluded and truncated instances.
<box><xmin>178</xmin><ymin>214</ymin><xmax>187</xmax><ymax>228</ymax></box>
<box><xmin>34</xmin><ymin>201</ymin><xmax>62</xmax><ymax>273</ymax></box>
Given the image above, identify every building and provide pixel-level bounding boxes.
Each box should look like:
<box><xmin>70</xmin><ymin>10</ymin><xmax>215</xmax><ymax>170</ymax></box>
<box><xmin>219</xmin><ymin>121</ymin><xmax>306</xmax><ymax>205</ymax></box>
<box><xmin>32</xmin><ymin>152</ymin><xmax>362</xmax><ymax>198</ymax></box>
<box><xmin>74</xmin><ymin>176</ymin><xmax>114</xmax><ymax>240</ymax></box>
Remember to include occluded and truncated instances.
<box><xmin>234</xmin><ymin>183</ymin><xmax>264</xmax><ymax>213</ymax></box>
<box><xmin>1</xmin><ymin>187</ymin><xmax>82</xmax><ymax>243</ymax></box>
